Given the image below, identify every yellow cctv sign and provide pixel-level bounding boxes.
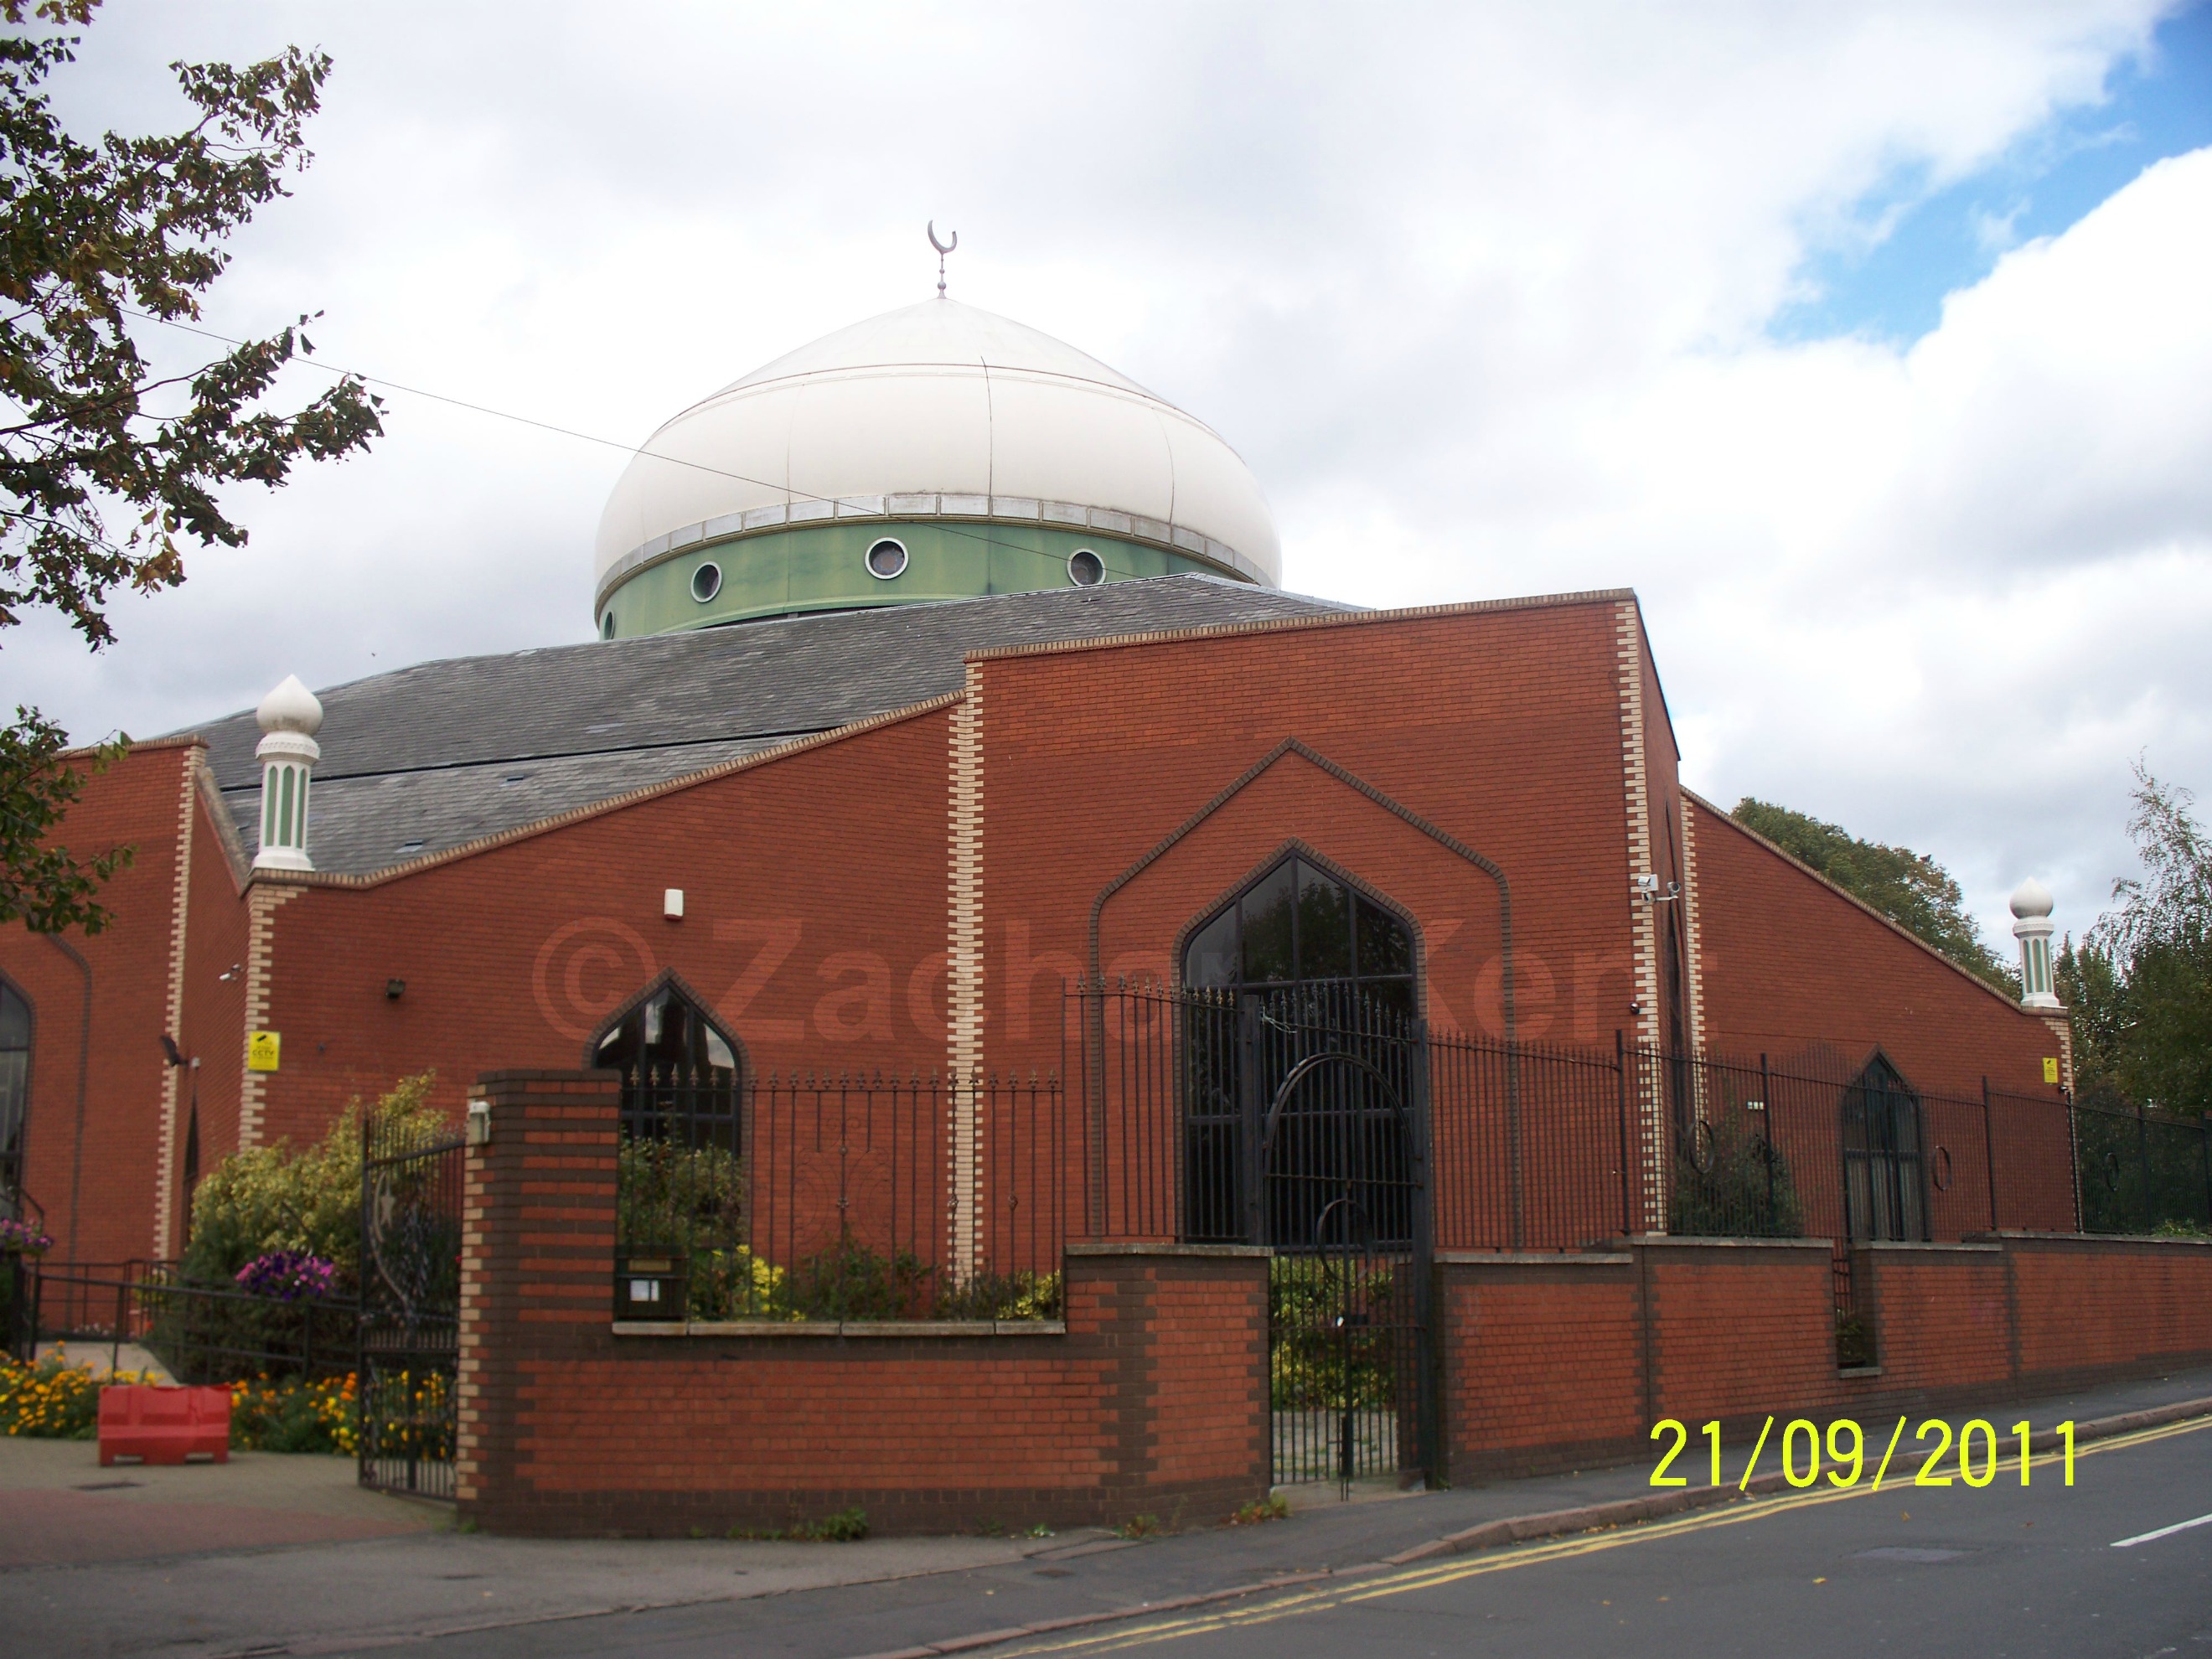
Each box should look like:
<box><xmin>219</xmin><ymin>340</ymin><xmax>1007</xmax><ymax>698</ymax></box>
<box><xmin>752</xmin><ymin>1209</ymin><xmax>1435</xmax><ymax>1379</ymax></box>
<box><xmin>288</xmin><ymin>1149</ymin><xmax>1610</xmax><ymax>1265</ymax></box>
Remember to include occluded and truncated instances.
<box><xmin>2044</xmin><ymin>1057</ymin><xmax>2060</xmax><ymax>1085</ymax></box>
<box><xmin>247</xmin><ymin>1030</ymin><xmax>282</xmax><ymax>1072</ymax></box>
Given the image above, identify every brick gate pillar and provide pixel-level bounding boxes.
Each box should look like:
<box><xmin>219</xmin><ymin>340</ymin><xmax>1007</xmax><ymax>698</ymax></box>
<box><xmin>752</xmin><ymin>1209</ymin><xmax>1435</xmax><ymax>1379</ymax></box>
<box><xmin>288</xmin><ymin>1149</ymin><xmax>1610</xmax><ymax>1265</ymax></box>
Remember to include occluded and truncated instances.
<box><xmin>455</xmin><ymin>1069</ymin><xmax>620</xmax><ymax>1527</ymax></box>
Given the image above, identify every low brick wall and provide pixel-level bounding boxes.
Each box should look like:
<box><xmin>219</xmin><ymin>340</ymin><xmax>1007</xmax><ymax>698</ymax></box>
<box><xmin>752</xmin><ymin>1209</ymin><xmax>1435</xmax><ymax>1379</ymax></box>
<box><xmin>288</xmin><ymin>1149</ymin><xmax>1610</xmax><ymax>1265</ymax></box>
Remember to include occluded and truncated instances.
<box><xmin>453</xmin><ymin>1072</ymin><xmax>2212</xmax><ymax>1522</ymax></box>
<box><xmin>1441</xmin><ymin>1232</ymin><xmax>2212</xmax><ymax>1482</ymax></box>
<box><xmin>455</xmin><ymin>1072</ymin><xmax>1269</xmax><ymax>1537</ymax></box>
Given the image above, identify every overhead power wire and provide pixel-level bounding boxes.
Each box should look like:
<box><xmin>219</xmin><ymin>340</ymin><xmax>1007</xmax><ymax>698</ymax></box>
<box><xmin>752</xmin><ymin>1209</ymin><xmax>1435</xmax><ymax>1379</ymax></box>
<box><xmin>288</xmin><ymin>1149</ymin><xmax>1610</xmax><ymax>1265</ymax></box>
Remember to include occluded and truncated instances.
<box><xmin>121</xmin><ymin>308</ymin><xmax>1156</xmax><ymax>579</ymax></box>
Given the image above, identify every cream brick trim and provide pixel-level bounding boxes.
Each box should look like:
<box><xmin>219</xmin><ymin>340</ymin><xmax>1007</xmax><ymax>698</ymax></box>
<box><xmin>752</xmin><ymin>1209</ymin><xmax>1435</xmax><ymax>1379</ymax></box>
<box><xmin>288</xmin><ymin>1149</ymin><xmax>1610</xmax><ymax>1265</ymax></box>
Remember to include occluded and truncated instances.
<box><xmin>1616</xmin><ymin>602</ymin><xmax>1666</xmax><ymax>1231</ymax></box>
<box><xmin>151</xmin><ymin>752</ymin><xmax>197</xmax><ymax>1258</ymax></box>
<box><xmin>946</xmin><ymin>671</ymin><xmax>985</xmax><ymax>1275</ymax></box>
<box><xmin>194</xmin><ymin>753</ymin><xmax>253</xmax><ymax>890</ymax></box>
<box><xmin>237</xmin><ymin>885</ymin><xmax>304</xmax><ymax>1149</ymax></box>
<box><xmin>1680</xmin><ymin>796</ymin><xmax>1708</xmax><ymax>1055</ymax></box>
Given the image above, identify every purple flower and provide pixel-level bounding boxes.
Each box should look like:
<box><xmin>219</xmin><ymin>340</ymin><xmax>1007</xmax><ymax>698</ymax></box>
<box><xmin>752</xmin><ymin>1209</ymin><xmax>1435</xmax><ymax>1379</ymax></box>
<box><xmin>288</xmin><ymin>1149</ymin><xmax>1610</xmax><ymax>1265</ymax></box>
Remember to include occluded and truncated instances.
<box><xmin>235</xmin><ymin>1250</ymin><xmax>339</xmax><ymax>1301</ymax></box>
<box><xmin>0</xmin><ymin>1217</ymin><xmax>53</xmax><ymax>1256</ymax></box>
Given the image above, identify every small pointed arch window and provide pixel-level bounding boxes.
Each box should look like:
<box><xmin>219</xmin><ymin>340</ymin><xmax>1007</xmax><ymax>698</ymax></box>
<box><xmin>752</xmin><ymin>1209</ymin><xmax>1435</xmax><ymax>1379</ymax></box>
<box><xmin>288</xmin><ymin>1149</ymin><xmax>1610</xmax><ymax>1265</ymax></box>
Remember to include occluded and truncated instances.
<box><xmin>593</xmin><ymin>982</ymin><xmax>742</xmax><ymax>1149</ymax></box>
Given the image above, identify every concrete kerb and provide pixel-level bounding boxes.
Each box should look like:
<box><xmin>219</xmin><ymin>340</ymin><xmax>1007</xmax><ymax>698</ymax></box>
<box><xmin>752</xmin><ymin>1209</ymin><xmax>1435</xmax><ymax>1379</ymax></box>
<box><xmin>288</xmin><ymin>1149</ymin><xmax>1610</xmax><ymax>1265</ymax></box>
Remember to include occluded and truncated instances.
<box><xmin>839</xmin><ymin>1395</ymin><xmax>2212</xmax><ymax>1659</ymax></box>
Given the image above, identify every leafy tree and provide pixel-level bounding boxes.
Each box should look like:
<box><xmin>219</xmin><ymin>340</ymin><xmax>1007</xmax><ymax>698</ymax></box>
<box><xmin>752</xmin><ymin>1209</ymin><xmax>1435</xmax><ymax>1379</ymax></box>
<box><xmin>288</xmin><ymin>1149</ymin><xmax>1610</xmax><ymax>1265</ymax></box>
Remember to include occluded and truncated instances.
<box><xmin>1731</xmin><ymin>798</ymin><xmax>2019</xmax><ymax>995</ymax></box>
<box><xmin>2059</xmin><ymin>763</ymin><xmax>2212</xmax><ymax>1118</ymax></box>
<box><xmin>0</xmin><ymin>0</ymin><xmax>381</xmax><ymax>933</ymax></box>
<box><xmin>0</xmin><ymin>705</ymin><xmax>127</xmax><ymax>930</ymax></box>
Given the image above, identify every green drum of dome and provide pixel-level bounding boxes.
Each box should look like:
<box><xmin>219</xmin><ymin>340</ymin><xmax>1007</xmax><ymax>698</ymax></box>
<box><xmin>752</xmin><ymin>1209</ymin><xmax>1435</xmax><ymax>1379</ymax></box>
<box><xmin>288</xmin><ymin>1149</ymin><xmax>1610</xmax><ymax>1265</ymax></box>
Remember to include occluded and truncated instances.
<box><xmin>596</xmin><ymin>520</ymin><xmax>1249</xmax><ymax>638</ymax></box>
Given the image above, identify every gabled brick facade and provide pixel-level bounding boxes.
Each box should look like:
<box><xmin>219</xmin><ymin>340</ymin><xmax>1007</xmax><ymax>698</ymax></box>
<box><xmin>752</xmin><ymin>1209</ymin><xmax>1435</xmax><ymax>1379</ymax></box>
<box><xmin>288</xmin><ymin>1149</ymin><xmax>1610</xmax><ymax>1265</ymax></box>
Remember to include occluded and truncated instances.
<box><xmin>3</xmin><ymin>589</ymin><xmax>2062</xmax><ymax>1264</ymax></box>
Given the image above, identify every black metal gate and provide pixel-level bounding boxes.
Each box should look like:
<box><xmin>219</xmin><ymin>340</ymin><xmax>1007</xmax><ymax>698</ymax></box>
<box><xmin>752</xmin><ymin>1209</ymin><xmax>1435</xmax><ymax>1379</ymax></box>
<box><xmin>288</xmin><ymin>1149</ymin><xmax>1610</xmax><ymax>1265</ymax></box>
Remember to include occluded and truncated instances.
<box><xmin>359</xmin><ymin>1115</ymin><xmax>464</xmax><ymax>1499</ymax></box>
<box><xmin>1078</xmin><ymin>976</ymin><xmax>1439</xmax><ymax>1496</ymax></box>
<box><xmin>1233</xmin><ymin>985</ymin><xmax>1435</xmax><ymax>1495</ymax></box>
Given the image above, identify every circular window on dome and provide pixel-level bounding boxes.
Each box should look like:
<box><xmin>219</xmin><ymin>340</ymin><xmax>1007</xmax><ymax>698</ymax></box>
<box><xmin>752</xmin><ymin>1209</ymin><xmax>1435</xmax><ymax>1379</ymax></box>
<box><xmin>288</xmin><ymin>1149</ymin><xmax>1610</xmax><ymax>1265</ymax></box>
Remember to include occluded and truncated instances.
<box><xmin>866</xmin><ymin>538</ymin><xmax>909</xmax><ymax>580</ymax></box>
<box><xmin>1067</xmin><ymin>548</ymin><xmax>1105</xmax><ymax>587</ymax></box>
<box><xmin>690</xmin><ymin>561</ymin><xmax>722</xmax><ymax>603</ymax></box>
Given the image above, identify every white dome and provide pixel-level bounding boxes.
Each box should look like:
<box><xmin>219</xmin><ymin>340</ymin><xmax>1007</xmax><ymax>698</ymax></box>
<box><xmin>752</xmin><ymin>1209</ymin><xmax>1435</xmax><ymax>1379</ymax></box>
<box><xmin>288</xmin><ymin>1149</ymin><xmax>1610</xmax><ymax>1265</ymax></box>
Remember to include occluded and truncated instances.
<box><xmin>2009</xmin><ymin>877</ymin><xmax>2054</xmax><ymax>920</ymax></box>
<box><xmin>255</xmin><ymin>673</ymin><xmax>323</xmax><ymax>736</ymax></box>
<box><xmin>593</xmin><ymin>299</ymin><xmax>1280</xmax><ymax>603</ymax></box>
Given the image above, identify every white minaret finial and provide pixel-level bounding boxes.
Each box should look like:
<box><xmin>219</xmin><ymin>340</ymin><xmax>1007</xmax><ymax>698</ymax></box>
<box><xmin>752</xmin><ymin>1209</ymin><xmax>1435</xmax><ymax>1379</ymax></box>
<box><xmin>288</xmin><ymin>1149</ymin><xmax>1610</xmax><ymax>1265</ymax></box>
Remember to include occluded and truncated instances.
<box><xmin>2010</xmin><ymin>877</ymin><xmax>2060</xmax><ymax>1010</ymax></box>
<box><xmin>252</xmin><ymin>674</ymin><xmax>324</xmax><ymax>872</ymax></box>
<box><xmin>928</xmin><ymin>221</ymin><xmax>958</xmax><ymax>297</ymax></box>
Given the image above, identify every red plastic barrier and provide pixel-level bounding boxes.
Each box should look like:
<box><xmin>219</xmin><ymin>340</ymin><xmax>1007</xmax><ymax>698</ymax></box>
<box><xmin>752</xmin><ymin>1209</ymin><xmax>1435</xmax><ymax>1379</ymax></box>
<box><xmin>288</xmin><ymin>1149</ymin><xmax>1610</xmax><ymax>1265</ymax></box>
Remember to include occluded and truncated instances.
<box><xmin>97</xmin><ymin>1383</ymin><xmax>231</xmax><ymax>1466</ymax></box>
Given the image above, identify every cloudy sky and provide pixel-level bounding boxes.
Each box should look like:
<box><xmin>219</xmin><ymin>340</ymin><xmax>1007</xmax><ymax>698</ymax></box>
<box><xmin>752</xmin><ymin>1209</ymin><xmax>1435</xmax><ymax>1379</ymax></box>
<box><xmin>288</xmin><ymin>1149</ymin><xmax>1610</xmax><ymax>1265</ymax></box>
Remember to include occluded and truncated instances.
<box><xmin>11</xmin><ymin>0</ymin><xmax>2209</xmax><ymax>956</ymax></box>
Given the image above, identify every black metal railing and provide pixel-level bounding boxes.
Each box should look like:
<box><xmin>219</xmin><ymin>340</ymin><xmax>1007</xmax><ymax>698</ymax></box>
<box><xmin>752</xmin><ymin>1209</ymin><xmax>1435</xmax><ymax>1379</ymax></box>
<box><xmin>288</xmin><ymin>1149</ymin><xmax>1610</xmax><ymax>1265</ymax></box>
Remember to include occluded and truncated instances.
<box><xmin>1072</xmin><ymin>979</ymin><xmax>2091</xmax><ymax>1251</ymax></box>
<box><xmin>24</xmin><ymin>1258</ymin><xmax>357</xmax><ymax>1382</ymax></box>
<box><xmin>2074</xmin><ymin>1095</ymin><xmax>2212</xmax><ymax>1236</ymax></box>
<box><xmin>614</xmin><ymin>1072</ymin><xmax>1067</xmax><ymax>1323</ymax></box>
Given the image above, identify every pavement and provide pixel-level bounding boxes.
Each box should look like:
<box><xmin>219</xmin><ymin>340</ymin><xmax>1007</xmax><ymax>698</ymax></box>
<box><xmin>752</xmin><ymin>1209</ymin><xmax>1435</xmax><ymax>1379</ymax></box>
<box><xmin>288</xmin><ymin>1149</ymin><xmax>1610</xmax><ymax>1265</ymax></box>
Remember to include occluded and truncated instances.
<box><xmin>1</xmin><ymin>1363</ymin><xmax>2208</xmax><ymax>1658</ymax></box>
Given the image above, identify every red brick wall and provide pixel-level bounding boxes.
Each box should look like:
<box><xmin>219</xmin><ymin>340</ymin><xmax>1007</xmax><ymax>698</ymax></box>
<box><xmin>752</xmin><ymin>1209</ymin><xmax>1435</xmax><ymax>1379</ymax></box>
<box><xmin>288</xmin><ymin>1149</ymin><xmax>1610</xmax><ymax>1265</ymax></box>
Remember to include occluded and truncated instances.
<box><xmin>1854</xmin><ymin>1243</ymin><xmax>2012</xmax><ymax>1397</ymax></box>
<box><xmin>0</xmin><ymin>741</ymin><xmax>197</xmax><ymax>1264</ymax></box>
<box><xmin>1688</xmin><ymin>799</ymin><xmax>2062</xmax><ymax>1097</ymax></box>
<box><xmin>172</xmin><ymin>777</ymin><xmax>251</xmax><ymax>1243</ymax></box>
<box><xmin>1441</xmin><ymin>1233</ymin><xmax>2212</xmax><ymax>1481</ymax></box>
<box><xmin>974</xmin><ymin>598</ymin><xmax>1648</xmax><ymax>1083</ymax></box>
<box><xmin>256</xmin><ymin>709</ymin><xmax>956</xmax><ymax>1143</ymax></box>
<box><xmin>2009</xmin><ymin>1233</ymin><xmax>2212</xmax><ymax>1386</ymax></box>
<box><xmin>1437</xmin><ymin>1253</ymin><xmax>1643</xmax><ymax>1475</ymax></box>
<box><xmin>1641</xmin><ymin>1240</ymin><xmax>1838</xmax><ymax>1428</ymax></box>
<box><xmin>457</xmin><ymin>1072</ymin><xmax>1269</xmax><ymax>1536</ymax></box>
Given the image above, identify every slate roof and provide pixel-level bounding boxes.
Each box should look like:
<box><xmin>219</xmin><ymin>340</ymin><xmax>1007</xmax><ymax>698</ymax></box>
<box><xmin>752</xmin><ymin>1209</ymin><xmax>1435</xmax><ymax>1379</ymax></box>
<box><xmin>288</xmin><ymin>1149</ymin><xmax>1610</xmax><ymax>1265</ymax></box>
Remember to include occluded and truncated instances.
<box><xmin>179</xmin><ymin>575</ymin><xmax>1353</xmax><ymax>877</ymax></box>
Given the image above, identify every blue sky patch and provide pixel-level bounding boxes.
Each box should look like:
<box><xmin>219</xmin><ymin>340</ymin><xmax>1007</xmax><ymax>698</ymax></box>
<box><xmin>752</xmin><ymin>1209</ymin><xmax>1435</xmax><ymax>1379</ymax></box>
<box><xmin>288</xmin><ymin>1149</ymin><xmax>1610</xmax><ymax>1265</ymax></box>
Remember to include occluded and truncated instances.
<box><xmin>1775</xmin><ymin>2</ymin><xmax>2212</xmax><ymax>344</ymax></box>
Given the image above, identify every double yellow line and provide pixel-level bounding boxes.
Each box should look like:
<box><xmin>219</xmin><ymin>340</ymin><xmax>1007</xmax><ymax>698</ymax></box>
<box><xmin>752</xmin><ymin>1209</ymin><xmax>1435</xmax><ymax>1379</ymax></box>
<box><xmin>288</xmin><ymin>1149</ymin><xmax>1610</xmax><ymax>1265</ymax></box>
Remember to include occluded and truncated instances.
<box><xmin>993</xmin><ymin>1414</ymin><xmax>2210</xmax><ymax>1657</ymax></box>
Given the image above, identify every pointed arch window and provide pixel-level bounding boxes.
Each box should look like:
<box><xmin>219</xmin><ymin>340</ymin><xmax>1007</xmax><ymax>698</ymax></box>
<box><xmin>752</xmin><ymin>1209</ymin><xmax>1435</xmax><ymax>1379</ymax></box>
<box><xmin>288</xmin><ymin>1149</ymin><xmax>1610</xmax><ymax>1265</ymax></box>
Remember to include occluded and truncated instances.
<box><xmin>1182</xmin><ymin>854</ymin><xmax>1414</xmax><ymax>1016</ymax></box>
<box><xmin>0</xmin><ymin>980</ymin><xmax>28</xmax><ymax>1214</ymax></box>
<box><xmin>1842</xmin><ymin>1054</ymin><xmax>1926</xmax><ymax>1243</ymax></box>
<box><xmin>1180</xmin><ymin>855</ymin><xmax>1420</xmax><ymax>1248</ymax></box>
<box><xmin>593</xmin><ymin>983</ymin><xmax>742</xmax><ymax>1148</ymax></box>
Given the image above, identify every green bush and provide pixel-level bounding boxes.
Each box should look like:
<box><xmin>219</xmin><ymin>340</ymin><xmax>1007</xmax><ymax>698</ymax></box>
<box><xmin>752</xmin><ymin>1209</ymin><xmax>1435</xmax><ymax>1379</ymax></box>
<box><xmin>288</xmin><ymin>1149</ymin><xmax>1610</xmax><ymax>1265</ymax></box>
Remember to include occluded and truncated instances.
<box><xmin>183</xmin><ymin>1073</ymin><xmax>445</xmax><ymax>1289</ymax></box>
<box><xmin>618</xmin><ymin>1138</ymin><xmax>747</xmax><ymax>1253</ymax></box>
<box><xmin>932</xmin><ymin>1269</ymin><xmax>1062</xmax><ymax>1321</ymax></box>
<box><xmin>1670</xmin><ymin>1115</ymin><xmax>1804</xmax><ymax>1238</ymax></box>
<box><xmin>783</xmin><ymin>1239</ymin><xmax>930</xmax><ymax>1320</ymax></box>
<box><xmin>1269</xmin><ymin>1254</ymin><xmax>1397</xmax><ymax>1411</ymax></box>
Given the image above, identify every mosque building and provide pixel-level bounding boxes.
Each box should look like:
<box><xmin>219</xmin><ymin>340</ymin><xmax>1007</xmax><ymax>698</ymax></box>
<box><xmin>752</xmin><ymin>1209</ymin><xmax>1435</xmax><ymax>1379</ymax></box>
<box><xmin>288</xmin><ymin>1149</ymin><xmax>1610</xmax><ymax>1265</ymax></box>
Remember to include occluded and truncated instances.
<box><xmin>0</xmin><ymin>286</ymin><xmax>2072</xmax><ymax>1268</ymax></box>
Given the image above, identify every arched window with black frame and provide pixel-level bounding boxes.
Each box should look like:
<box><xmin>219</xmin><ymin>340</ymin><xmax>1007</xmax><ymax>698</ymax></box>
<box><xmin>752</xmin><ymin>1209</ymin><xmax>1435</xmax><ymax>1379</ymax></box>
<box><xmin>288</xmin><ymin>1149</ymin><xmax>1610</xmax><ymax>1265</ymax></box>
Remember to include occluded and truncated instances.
<box><xmin>593</xmin><ymin>982</ymin><xmax>742</xmax><ymax>1144</ymax></box>
<box><xmin>593</xmin><ymin>984</ymin><xmax>746</xmax><ymax>1311</ymax></box>
<box><xmin>1179</xmin><ymin>853</ymin><xmax>1419</xmax><ymax>1250</ymax></box>
<box><xmin>0</xmin><ymin>979</ymin><xmax>29</xmax><ymax>1217</ymax></box>
<box><xmin>1842</xmin><ymin>1053</ymin><xmax>1926</xmax><ymax>1243</ymax></box>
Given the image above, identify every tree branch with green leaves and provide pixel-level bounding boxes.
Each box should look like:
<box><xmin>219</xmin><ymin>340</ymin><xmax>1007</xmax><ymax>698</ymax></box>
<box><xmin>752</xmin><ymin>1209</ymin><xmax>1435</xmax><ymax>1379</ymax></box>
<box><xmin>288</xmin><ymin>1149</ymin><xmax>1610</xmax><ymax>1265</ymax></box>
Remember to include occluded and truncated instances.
<box><xmin>0</xmin><ymin>0</ymin><xmax>380</xmax><ymax>933</ymax></box>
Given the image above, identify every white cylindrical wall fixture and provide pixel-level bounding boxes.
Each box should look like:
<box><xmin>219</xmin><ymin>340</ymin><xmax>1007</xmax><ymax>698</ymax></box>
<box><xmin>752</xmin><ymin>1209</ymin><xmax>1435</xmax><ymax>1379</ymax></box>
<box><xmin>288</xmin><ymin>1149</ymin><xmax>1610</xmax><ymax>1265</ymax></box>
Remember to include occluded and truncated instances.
<box><xmin>2010</xmin><ymin>877</ymin><xmax>2060</xmax><ymax>1011</ymax></box>
<box><xmin>253</xmin><ymin>674</ymin><xmax>325</xmax><ymax>872</ymax></box>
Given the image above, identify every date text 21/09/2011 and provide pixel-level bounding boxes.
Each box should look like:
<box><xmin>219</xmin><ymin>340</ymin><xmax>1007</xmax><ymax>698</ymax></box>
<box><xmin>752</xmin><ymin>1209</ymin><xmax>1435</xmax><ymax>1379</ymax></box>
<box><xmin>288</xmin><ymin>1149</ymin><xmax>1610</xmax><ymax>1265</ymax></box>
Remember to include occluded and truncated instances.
<box><xmin>1651</xmin><ymin>1417</ymin><xmax>2079</xmax><ymax>1491</ymax></box>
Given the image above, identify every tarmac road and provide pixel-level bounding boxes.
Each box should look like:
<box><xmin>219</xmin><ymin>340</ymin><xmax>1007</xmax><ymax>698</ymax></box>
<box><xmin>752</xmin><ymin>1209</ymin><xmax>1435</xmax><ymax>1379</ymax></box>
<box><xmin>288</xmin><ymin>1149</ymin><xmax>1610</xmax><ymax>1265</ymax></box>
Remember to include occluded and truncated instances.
<box><xmin>979</xmin><ymin>1414</ymin><xmax>2212</xmax><ymax>1659</ymax></box>
<box><xmin>6</xmin><ymin>1374</ymin><xmax>2208</xmax><ymax>1658</ymax></box>
<box><xmin>406</xmin><ymin>1414</ymin><xmax>2212</xmax><ymax>1659</ymax></box>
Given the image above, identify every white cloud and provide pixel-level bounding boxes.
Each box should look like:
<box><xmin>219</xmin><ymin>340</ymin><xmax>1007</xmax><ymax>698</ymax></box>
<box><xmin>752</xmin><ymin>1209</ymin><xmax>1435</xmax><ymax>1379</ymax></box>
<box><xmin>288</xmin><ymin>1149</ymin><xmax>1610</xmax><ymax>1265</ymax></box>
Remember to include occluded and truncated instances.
<box><xmin>8</xmin><ymin>0</ymin><xmax>2201</xmax><ymax>956</ymax></box>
